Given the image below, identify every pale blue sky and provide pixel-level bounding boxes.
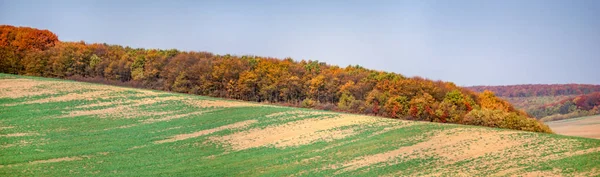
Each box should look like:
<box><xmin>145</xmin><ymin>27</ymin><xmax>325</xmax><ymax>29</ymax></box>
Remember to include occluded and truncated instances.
<box><xmin>1</xmin><ymin>0</ymin><xmax>599</xmax><ymax>86</ymax></box>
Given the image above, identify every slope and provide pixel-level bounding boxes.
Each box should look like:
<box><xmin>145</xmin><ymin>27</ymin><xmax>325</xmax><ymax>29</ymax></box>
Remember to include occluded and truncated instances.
<box><xmin>1</xmin><ymin>74</ymin><xmax>599</xmax><ymax>176</ymax></box>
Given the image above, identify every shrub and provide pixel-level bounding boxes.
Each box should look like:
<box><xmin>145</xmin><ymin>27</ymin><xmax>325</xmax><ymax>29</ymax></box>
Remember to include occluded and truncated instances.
<box><xmin>301</xmin><ymin>98</ymin><xmax>317</xmax><ymax>108</ymax></box>
<box><xmin>465</xmin><ymin>109</ymin><xmax>553</xmax><ymax>133</ymax></box>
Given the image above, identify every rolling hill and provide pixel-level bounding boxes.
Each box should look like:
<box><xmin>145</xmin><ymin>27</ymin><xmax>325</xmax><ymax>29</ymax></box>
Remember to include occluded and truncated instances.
<box><xmin>1</xmin><ymin>74</ymin><xmax>599</xmax><ymax>176</ymax></box>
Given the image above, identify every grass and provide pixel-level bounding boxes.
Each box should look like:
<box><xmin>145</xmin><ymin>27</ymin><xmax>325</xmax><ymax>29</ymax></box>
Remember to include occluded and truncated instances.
<box><xmin>1</xmin><ymin>73</ymin><xmax>599</xmax><ymax>176</ymax></box>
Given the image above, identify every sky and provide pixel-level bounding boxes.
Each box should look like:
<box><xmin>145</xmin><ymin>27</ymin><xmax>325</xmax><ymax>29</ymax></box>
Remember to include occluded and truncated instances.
<box><xmin>1</xmin><ymin>0</ymin><xmax>599</xmax><ymax>86</ymax></box>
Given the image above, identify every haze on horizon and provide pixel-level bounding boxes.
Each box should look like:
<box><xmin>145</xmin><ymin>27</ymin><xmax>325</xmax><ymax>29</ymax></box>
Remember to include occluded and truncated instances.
<box><xmin>1</xmin><ymin>0</ymin><xmax>599</xmax><ymax>86</ymax></box>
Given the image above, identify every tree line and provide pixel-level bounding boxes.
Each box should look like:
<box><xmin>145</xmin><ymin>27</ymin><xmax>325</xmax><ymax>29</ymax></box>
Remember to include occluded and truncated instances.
<box><xmin>0</xmin><ymin>25</ymin><xmax>552</xmax><ymax>133</ymax></box>
<box><xmin>467</xmin><ymin>84</ymin><xmax>600</xmax><ymax>98</ymax></box>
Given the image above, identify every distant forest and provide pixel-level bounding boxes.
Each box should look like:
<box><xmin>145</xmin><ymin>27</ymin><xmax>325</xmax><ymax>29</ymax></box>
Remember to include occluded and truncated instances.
<box><xmin>467</xmin><ymin>85</ymin><xmax>600</xmax><ymax>122</ymax></box>
<box><xmin>0</xmin><ymin>25</ymin><xmax>552</xmax><ymax>133</ymax></box>
<box><xmin>468</xmin><ymin>84</ymin><xmax>600</xmax><ymax>97</ymax></box>
<box><xmin>527</xmin><ymin>92</ymin><xmax>600</xmax><ymax>122</ymax></box>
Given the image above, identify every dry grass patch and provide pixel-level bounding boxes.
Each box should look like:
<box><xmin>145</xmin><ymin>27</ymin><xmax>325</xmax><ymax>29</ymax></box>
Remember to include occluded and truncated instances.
<box><xmin>152</xmin><ymin>126</ymin><xmax>183</xmax><ymax>133</ymax></box>
<box><xmin>63</xmin><ymin>97</ymin><xmax>183</xmax><ymax>119</ymax></box>
<box><xmin>63</xmin><ymin>105</ymin><xmax>172</xmax><ymax>119</ymax></box>
<box><xmin>499</xmin><ymin>137</ymin><xmax>581</xmax><ymax>163</ymax></box>
<box><xmin>0</xmin><ymin>126</ymin><xmax>15</xmax><ymax>130</ymax></box>
<box><xmin>0</xmin><ymin>79</ymin><xmax>58</xmax><ymax>98</ymax></box>
<box><xmin>0</xmin><ymin>132</ymin><xmax>39</xmax><ymax>137</ymax></box>
<box><xmin>184</xmin><ymin>99</ymin><xmax>262</xmax><ymax>108</ymax></box>
<box><xmin>513</xmin><ymin>169</ymin><xmax>563</xmax><ymax>177</ymax></box>
<box><xmin>445</xmin><ymin>136</ymin><xmax>588</xmax><ymax>176</ymax></box>
<box><xmin>368</xmin><ymin>121</ymin><xmax>420</xmax><ymax>137</ymax></box>
<box><xmin>388</xmin><ymin>131</ymin><xmax>599</xmax><ymax>176</ymax></box>
<box><xmin>0</xmin><ymin>79</ymin><xmax>42</xmax><ymax>89</ymax></box>
<box><xmin>128</xmin><ymin>145</ymin><xmax>147</xmax><ymax>150</ymax></box>
<box><xmin>574</xmin><ymin>168</ymin><xmax>600</xmax><ymax>177</ymax></box>
<box><xmin>1</xmin><ymin>78</ymin><xmax>169</xmax><ymax>106</ymax></box>
<box><xmin>155</xmin><ymin>120</ymin><xmax>257</xmax><ymax>144</ymax></box>
<box><xmin>74</xmin><ymin>101</ymin><xmax>120</xmax><ymax>109</ymax></box>
<box><xmin>500</xmin><ymin>167</ymin><xmax>600</xmax><ymax>177</ymax></box>
<box><xmin>128</xmin><ymin>96</ymin><xmax>184</xmax><ymax>106</ymax></box>
<box><xmin>102</xmin><ymin>111</ymin><xmax>208</xmax><ymax>131</ymax></box>
<box><xmin>1</xmin><ymin>79</ymin><xmax>127</xmax><ymax>104</ymax></box>
<box><xmin>278</xmin><ymin>128</ymin><xmax>357</xmax><ymax>148</ymax></box>
<box><xmin>538</xmin><ymin>146</ymin><xmax>600</xmax><ymax>162</ymax></box>
<box><xmin>29</xmin><ymin>156</ymin><xmax>83</xmax><ymax>165</ymax></box>
<box><xmin>65</xmin><ymin>106</ymin><xmax>132</xmax><ymax>118</ymax></box>
<box><xmin>299</xmin><ymin>156</ymin><xmax>322</xmax><ymax>164</ymax></box>
<box><xmin>265</xmin><ymin>110</ymin><xmax>329</xmax><ymax>118</ymax></box>
<box><xmin>22</xmin><ymin>90</ymin><xmax>114</xmax><ymax>105</ymax></box>
<box><xmin>340</xmin><ymin>128</ymin><xmax>522</xmax><ymax>171</ymax></box>
<box><xmin>310</xmin><ymin>122</ymin><xmax>415</xmax><ymax>155</ymax></box>
<box><xmin>213</xmin><ymin>114</ymin><xmax>377</xmax><ymax>150</ymax></box>
<box><xmin>0</xmin><ymin>156</ymin><xmax>85</xmax><ymax>168</ymax></box>
<box><xmin>142</xmin><ymin>111</ymin><xmax>211</xmax><ymax>123</ymax></box>
<box><xmin>434</xmin><ymin>130</ymin><xmax>521</xmax><ymax>163</ymax></box>
<box><xmin>264</xmin><ymin>110</ymin><xmax>334</xmax><ymax>123</ymax></box>
<box><xmin>1</xmin><ymin>140</ymin><xmax>32</xmax><ymax>148</ymax></box>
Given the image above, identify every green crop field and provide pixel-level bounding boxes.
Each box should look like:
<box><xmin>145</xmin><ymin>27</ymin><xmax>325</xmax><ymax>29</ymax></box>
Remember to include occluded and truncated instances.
<box><xmin>1</xmin><ymin>73</ymin><xmax>599</xmax><ymax>176</ymax></box>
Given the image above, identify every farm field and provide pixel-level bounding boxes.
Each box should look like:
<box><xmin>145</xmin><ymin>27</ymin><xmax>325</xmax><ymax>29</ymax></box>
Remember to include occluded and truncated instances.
<box><xmin>1</xmin><ymin>74</ymin><xmax>600</xmax><ymax>176</ymax></box>
<box><xmin>547</xmin><ymin>115</ymin><xmax>600</xmax><ymax>140</ymax></box>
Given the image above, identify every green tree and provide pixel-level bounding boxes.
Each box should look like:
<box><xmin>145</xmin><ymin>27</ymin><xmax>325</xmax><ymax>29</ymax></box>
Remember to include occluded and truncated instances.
<box><xmin>131</xmin><ymin>55</ymin><xmax>145</xmax><ymax>81</ymax></box>
<box><xmin>172</xmin><ymin>71</ymin><xmax>191</xmax><ymax>93</ymax></box>
<box><xmin>338</xmin><ymin>92</ymin><xmax>356</xmax><ymax>110</ymax></box>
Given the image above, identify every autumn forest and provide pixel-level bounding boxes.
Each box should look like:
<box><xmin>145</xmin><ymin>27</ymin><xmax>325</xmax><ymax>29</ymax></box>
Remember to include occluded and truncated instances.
<box><xmin>0</xmin><ymin>25</ymin><xmax>552</xmax><ymax>133</ymax></box>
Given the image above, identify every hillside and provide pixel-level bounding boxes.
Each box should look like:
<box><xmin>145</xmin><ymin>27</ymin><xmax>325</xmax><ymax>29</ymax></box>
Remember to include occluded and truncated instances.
<box><xmin>1</xmin><ymin>74</ymin><xmax>599</xmax><ymax>176</ymax></box>
<box><xmin>530</xmin><ymin>93</ymin><xmax>600</xmax><ymax>122</ymax></box>
<box><xmin>0</xmin><ymin>25</ymin><xmax>551</xmax><ymax>133</ymax></box>
<box><xmin>546</xmin><ymin>115</ymin><xmax>600</xmax><ymax>139</ymax></box>
<box><xmin>467</xmin><ymin>85</ymin><xmax>600</xmax><ymax>121</ymax></box>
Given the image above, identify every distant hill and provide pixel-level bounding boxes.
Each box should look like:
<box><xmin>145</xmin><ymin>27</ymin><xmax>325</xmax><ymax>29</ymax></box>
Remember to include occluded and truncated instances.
<box><xmin>467</xmin><ymin>85</ymin><xmax>600</xmax><ymax>121</ymax></box>
<box><xmin>0</xmin><ymin>25</ymin><xmax>550</xmax><ymax>132</ymax></box>
<box><xmin>530</xmin><ymin>92</ymin><xmax>600</xmax><ymax>122</ymax></box>
<box><xmin>467</xmin><ymin>84</ymin><xmax>600</xmax><ymax>97</ymax></box>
